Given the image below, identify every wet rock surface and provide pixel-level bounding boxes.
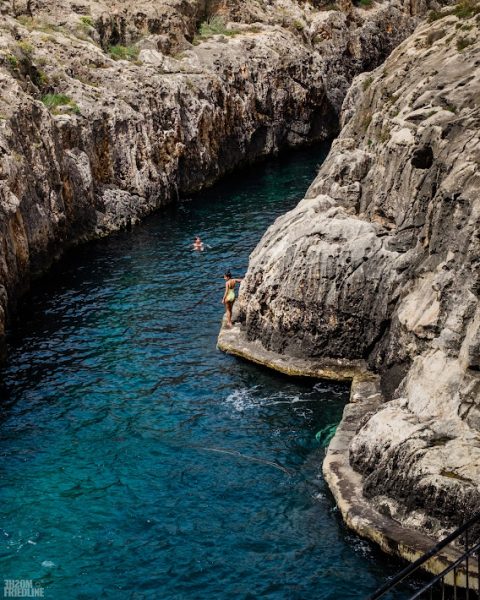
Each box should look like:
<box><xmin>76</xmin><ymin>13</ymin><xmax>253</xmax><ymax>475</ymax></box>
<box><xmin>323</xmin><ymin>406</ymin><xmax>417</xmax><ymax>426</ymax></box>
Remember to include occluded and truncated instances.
<box><xmin>0</xmin><ymin>0</ymin><xmax>433</xmax><ymax>342</ymax></box>
<box><xmin>239</xmin><ymin>9</ymin><xmax>480</xmax><ymax>536</ymax></box>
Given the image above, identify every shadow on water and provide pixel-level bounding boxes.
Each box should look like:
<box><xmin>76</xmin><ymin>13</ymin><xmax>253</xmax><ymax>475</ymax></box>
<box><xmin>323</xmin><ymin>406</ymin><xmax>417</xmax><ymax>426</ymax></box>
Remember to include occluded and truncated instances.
<box><xmin>0</xmin><ymin>142</ymin><xmax>417</xmax><ymax>599</ymax></box>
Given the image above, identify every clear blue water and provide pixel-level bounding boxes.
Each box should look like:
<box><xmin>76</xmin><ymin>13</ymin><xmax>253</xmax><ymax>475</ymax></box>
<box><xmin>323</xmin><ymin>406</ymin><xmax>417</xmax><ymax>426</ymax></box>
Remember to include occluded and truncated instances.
<box><xmin>0</xmin><ymin>146</ymin><xmax>417</xmax><ymax>599</ymax></box>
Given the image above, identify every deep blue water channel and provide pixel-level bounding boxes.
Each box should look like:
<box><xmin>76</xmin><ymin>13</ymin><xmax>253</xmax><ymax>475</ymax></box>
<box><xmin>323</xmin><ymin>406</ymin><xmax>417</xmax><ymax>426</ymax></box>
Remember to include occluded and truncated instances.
<box><xmin>0</xmin><ymin>145</ymin><xmax>416</xmax><ymax>599</ymax></box>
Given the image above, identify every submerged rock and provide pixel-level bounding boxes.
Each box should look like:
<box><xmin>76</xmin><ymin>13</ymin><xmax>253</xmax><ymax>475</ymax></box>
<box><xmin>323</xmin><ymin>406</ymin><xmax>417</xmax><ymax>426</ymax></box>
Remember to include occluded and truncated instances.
<box><xmin>0</xmin><ymin>0</ymin><xmax>436</xmax><ymax>343</ymax></box>
<box><xmin>239</xmin><ymin>9</ymin><xmax>480</xmax><ymax>536</ymax></box>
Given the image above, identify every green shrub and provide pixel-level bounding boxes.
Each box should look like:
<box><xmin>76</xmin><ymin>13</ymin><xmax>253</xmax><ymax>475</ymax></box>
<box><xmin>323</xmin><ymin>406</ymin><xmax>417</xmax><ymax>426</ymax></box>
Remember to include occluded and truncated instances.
<box><xmin>41</xmin><ymin>93</ymin><xmax>70</xmax><ymax>108</ymax></box>
<box><xmin>80</xmin><ymin>16</ymin><xmax>94</xmax><ymax>27</ymax></box>
<box><xmin>428</xmin><ymin>0</ymin><xmax>480</xmax><ymax>21</ymax></box>
<box><xmin>362</xmin><ymin>76</ymin><xmax>373</xmax><ymax>91</ymax></box>
<box><xmin>200</xmin><ymin>16</ymin><xmax>237</xmax><ymax>36</ymax></box>
<box><xmin>17</xmin><ymin>41</ymin><xmax>34</xmax><ymax>56</ymax></box>
<box><xmin>359</xmin><ymin>0</ymin><xmax>373</xmax><ymax>7</ymax></box>
<box><xmin>69</xmin><ymin>103</ymin><xmax>81</xmax><ymax>114</ymax></box>
<box><xmin>16</xmin><ymin>15</ymin><xmax>35</xmax><ymax>28</ymax></box>
<box><xmin>456</xmin><ymin>36</ymin><xmax>474</xmax><ymax>50</ymax></box>
<box><xmin>33</xmin><ymin>69</ymin><xmax>49</xmax><ymax>87</ymax></box>
<box><xmin>78</xmin><ymin>15</ymin><xmax>95</xmax><ymax>37</ymax></box>
<box><xmin>428</xmin><ymin>9</ymin><xmax>445</xmax><ymax>21</ymax></box>
<box><xmin>41</xmin><ymin>93</ymin><xmax>80</xmax><ymax>115</ymax></box>
<box><xmin>194</xmin><ymin>16</ymin><xmax>239</xmax><ymax>43</ymax></box>
<box><xmin>5</xmin><ymin>54</ymin><xmax>19</xmax><ymax>69</ymax></box>
<box><xmin>108</xmin><ymin>44</ymin><xmax>140</xmax><ymax>61</ymax></box>
<box><xmin>453</xmin><ymin>0</ymin><xmax>480</xmax><ymax>18</ymax></box>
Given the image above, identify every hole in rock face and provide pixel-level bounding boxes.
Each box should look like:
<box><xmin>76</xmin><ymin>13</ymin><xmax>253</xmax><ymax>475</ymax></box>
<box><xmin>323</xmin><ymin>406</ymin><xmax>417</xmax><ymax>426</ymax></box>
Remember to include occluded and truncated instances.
<box><xmin>411</xmin><ymin>145</ymin><xmax>434</xmax><ymax>169</ymax></box>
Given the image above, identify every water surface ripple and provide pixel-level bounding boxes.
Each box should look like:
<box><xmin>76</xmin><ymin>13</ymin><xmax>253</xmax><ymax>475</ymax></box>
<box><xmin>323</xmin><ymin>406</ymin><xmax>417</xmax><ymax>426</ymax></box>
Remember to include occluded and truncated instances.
<box><xmin>1</xmin><ymin>146</ymin><xmax>414</xmax><ymax>599</ymax></box>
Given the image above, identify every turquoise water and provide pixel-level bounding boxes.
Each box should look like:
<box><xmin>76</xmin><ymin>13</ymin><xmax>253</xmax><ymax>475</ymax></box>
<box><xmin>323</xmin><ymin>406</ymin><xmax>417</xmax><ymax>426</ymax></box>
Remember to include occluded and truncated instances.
<box><xmin>0</xmin><ymin>146</ymin><xmax>416</xmax><ymax>599</ymax></box>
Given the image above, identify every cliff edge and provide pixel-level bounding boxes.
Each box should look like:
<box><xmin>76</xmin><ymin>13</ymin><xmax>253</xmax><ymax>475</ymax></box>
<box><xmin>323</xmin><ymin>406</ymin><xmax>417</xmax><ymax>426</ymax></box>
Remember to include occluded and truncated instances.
<box><xmin>237</xmin><ymin>3</ymin><xmax>480</xmax><ymax>539</ymax></box>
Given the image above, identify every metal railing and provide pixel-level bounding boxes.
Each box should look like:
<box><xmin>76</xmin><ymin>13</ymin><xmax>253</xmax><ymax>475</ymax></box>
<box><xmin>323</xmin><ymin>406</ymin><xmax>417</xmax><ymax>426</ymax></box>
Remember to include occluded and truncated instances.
<box><xmin>369</xmin><ymin>512</ymin><xmax>480</xmax><ymax>599</ymax></box>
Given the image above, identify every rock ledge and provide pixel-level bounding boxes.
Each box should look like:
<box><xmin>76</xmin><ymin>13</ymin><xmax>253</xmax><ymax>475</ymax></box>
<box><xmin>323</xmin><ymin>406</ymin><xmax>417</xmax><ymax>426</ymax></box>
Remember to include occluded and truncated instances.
<box><xmin>218</xmin><ymin>321</ymin><xmax>474</xmax><ymax>584</ymax></box>
<box><xmin>235</xmin><ymin>4</ymin><xmax>480</xmax><ymax>549</ymax></box>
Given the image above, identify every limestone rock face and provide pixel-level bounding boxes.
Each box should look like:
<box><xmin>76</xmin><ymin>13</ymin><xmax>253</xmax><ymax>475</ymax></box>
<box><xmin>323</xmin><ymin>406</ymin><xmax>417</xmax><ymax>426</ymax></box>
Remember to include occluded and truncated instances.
<box><xmin>0</xmin><ymin>0</ymin><xmax>430</xmax><ymax>342</ymax></box>
<box><xmin>239</xmin><ymin>10</ymin><xmax>480</xmax><ymax>534</ymax></box>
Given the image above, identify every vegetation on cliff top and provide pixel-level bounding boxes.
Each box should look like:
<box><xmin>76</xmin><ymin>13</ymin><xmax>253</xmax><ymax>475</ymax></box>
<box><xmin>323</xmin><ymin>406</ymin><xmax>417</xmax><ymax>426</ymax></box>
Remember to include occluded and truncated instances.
<box><xmin>428</xmin><ymin>0</ymin><xmax>480</xmax><ymax>21</ymax></box>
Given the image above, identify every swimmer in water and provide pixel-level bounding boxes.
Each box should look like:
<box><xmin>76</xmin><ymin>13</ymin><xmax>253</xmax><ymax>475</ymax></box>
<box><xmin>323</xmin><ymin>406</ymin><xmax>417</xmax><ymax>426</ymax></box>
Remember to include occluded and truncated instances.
<box><xmin>222</xmin><ymin>271</ymin><xmax>243</xmax><ymax>328</ymax></box>
<box><xmin>193</xmin><ymin>236</ymin><xmax>204</xmax><ymax>251</ymax></box>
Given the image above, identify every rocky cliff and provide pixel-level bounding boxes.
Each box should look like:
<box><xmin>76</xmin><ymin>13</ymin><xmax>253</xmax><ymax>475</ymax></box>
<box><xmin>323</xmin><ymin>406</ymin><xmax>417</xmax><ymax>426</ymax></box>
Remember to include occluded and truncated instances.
<box><xmin>0</xmin><ymin>0</ymin><xmax>435</xmax><ymax>348</ymax></box>
<box><xmin>238</xmin><ymin>2</ymin><xmax>480</xmax><ymax>537</ymax></box>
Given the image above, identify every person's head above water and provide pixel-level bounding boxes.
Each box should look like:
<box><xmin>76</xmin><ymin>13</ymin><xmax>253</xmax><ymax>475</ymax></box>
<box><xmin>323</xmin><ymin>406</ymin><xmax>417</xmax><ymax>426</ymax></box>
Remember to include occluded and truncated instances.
<box><xmin>193</xmin><ymin>236</ymin><xmax>204</xmax><ymax>250</ymax></box>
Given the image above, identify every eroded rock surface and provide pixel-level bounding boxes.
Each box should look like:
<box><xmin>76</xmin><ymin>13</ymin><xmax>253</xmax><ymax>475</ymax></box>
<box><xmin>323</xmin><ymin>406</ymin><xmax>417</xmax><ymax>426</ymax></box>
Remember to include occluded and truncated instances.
<box><xmin>0</xmin><ymin>0</ymin><xmax>433</xmax><ymax>344</ymax></box>
<box><xmin>239</xmin><ymin>7</ymin><xmax>480</xmax><ymax>535</ymax></box>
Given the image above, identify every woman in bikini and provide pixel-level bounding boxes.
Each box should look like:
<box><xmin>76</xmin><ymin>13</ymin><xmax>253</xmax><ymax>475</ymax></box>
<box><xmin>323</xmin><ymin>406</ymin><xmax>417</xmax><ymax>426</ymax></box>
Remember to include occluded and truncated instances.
<box><xmin>222</xmin><ymin>271</ymin><xmax>242</xmax><ymax>328</ymax></box>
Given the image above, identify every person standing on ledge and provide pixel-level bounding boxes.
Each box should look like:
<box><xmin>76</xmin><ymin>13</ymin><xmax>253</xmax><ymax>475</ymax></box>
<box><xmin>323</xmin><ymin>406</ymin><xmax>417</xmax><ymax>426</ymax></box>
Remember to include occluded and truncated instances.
<box><xmin>222</xmin><ymin>271</ymin><xmax>242</xmax><ymax>328</ymax></box>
